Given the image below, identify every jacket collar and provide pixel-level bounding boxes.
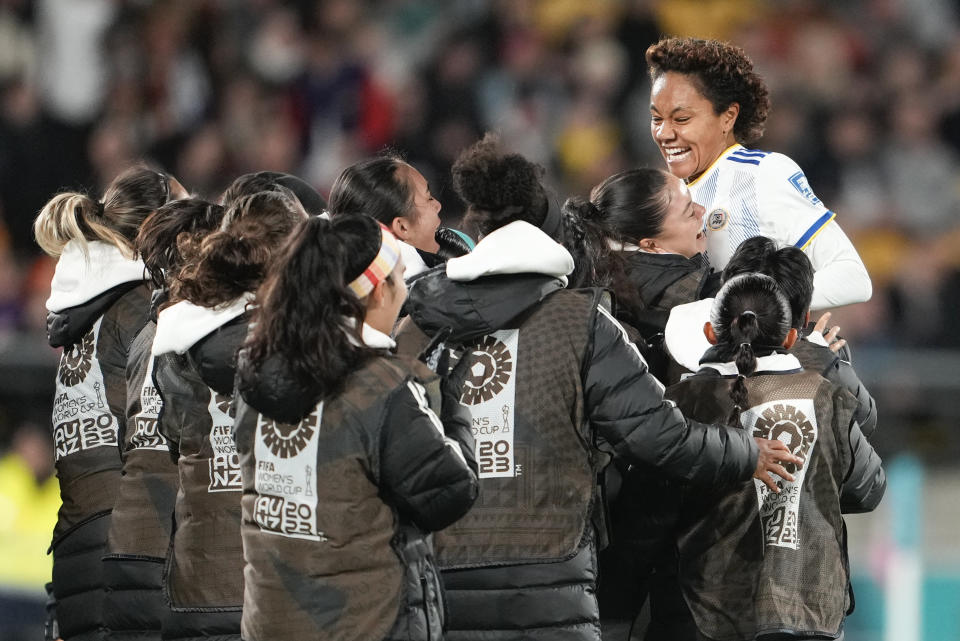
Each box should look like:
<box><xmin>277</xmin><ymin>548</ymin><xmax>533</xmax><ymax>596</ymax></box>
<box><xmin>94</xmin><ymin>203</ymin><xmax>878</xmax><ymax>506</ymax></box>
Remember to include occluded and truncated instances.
<box><xmin>664</xmin><ymin>298</ymin><xmax>714</xmax><ymax>371</ymax></box>
<box><xmin>698</xmin><ymin>352</ymin><xmax>801</xmax><ymax>376</ymax></box>
<box><xmin>46</xmin><ymin>240</ymin><xmax>146</xmax><ymax>312</ymax></box>
<box><xmin>152</xmin><ymin>293</ymin><xmax>254</xmax><ymax>355</ymax></box>
<box><xmin>345</xmin><ymin>320</ymin><xmax>396</xmax><ymax>350</ymax></box>
<box><xmin>399</xmin><ymin>239</ymin><xmax>430</xmax><ymax>280</ymax></box>
<box><xmin>445</xmin><ymin>220</ymin><xmax>573</xmax><ymax>284</ymax></box>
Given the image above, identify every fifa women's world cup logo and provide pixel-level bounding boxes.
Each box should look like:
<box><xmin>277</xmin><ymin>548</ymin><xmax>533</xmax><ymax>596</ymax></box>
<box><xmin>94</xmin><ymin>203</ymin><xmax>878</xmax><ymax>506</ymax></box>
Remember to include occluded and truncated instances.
<box><xmin>58</xmin><ymin>329</ymin><xmax>96</xmax><ymax>387</ymax></box>
<box><xmin>260</xmin><ymin>411</ymin><xmax>320</xmax><ymax>459</ymax></box>
<box><xmin>751</xmin><ymin>403</ymin><xmax>815</xmax><ymax>474</ymax></box>
<box><xmin>460</xmin><ymin>335</ymin><xmax>514</xmax><ymax>406</ymax></box>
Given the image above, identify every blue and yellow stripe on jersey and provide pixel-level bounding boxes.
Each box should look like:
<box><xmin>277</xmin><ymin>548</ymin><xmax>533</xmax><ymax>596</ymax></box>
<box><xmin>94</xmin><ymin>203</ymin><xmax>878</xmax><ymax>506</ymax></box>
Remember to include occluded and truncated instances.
<box><xmin>794</xmin><ymin>210</ymin><xmax>836</xmax><ymax>250</ymax></box>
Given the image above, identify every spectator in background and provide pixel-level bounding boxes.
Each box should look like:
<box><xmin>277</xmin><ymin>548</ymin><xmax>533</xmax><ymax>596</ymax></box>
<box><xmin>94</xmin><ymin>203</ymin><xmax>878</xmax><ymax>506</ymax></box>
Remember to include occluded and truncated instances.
<box><xmin>0</xmin><ymin>423</ymin><xmax>58</xmax><ymax>641</ymax></box>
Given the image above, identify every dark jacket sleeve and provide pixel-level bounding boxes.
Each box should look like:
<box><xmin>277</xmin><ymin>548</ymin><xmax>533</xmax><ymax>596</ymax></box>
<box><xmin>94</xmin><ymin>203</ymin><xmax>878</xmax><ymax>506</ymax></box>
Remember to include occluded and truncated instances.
<box><xmin>825</xmin><ymin>358</ymin><xmax>878</xmax><ymax>438</ymax></box>
<box><xmin>153</xmin><ymin>352</ymin><xmax>208</xmax><ymax>460</ymax></box>
<box><xmin>840</xmin><ymin>419</ymin><xmax>885</xmax><ymax>513</ymax></box>
<box><xmin>378</xmin><ymin>380</ymin><xmax>479</xmax><ymax>532</ymax></box>
<box><xmin>191</xmin><ymin>316</ymin><xmax>248</xmax><ymax>398</ymax></box>
<box><xmin>584</xmin><ymin>308</ymin><xmax>757</xmax><ymax>487</ymax></box>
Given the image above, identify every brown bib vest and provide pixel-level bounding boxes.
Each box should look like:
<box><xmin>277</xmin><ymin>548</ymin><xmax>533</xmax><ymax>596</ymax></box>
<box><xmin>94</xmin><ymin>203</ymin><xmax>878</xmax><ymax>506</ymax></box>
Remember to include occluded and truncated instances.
<box><xmin>107</xmin><ymin>320</ymin><xmax>178</xmax><ymax>557</ymax></box>
<box><xmin>155</xmin><ymin>349</ymin><xmax>244</xmax><ymax>610</ymax></box>
<box><xmin>405</xmin><ymin>289</ymin><xmax>601</xmax><ymax>569</ymax></box>
<box><xmin>666</xmin><ymin>369</ymin><xmax>857</xmax><ymax>640</ymax></box>
<box><xmin>234</xmin><ymin>356</ymin><xmax>441</xmax><ymax>641</ymax></box>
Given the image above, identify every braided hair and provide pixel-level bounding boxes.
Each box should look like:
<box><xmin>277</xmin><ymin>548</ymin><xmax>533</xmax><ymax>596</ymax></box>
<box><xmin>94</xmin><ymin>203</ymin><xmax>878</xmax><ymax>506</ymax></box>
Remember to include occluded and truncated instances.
<box><xmin>709</xmin><ymin>273</ymin><xmax>792</xmax><ymax>425</ymax></box>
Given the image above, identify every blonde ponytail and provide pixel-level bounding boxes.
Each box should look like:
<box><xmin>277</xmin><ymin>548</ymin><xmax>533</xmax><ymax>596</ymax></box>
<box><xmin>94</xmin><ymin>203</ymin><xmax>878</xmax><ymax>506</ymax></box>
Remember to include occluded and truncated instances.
<box><xmin>34</xmin><ymin>165</ymin><xmax>175</xmax><ymax>259</ymax></box>
<box><xmin>33</xmin><ymin>192</ymin><xmax>100</xmax><ymax>257</ymax></box>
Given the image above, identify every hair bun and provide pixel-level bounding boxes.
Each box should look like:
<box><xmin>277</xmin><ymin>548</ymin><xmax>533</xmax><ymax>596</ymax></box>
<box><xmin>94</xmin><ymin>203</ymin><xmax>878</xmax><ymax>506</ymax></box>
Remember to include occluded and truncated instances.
<box><xmin>584</xmin><ymin>200</ymin><xmax>604</xmax><ymax>220</ymax></box>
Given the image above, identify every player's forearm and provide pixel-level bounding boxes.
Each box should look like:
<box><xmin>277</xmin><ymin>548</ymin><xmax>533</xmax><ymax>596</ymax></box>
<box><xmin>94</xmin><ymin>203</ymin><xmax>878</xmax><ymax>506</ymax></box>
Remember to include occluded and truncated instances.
<box><xmin>806</xmin><ymin>222</ymin><xmax>873</xmax><ymax>309</ymax></box>
<box><xmin>811</xmin><ymin>259</ymin><xmax>872</xmax><ymax>309</ymax></box>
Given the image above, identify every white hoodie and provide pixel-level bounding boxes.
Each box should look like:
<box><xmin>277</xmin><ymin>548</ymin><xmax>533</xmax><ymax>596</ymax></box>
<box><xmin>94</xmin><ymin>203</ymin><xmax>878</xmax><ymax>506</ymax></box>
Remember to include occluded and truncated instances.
<box><xmin>152</xmin><ymin>293</ymin><xmax>255</xmax><ymax>356</ymax></box>
<box><xmin>445</xmin><ymin>220</ymin><xmax>573</xmax><ymax>283</ymax></box>
<box><xmin>46</xmin><ymin>240</ymin><xmax>146</xmax><ymax>312</ymax></box>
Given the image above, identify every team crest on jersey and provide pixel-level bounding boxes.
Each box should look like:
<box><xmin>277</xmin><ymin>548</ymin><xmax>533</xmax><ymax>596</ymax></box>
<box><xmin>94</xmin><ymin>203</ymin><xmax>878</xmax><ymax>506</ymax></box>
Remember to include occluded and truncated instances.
<box><xmin>788</xmin><ymin>171</ymin><xmax>822</xmax><ymax>206</ymax></box>
<box><xmin>706</xmin><ymin>208</ymin><xmax>728</xmax><ymax>231</ymax></box>
<box><xmin>58</xmin><ymin>330</ymin><xmax>96</xmax><ymax>386</ymax></box>
<box><xmin>744</xmin><ymin>400</ymin><xmax>819</xmax><ymax>550</ymax></box>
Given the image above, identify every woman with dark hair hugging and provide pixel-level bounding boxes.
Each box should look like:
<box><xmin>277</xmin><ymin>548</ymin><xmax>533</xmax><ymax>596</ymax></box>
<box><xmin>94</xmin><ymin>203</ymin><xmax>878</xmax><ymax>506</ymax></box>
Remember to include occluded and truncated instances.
<box><xmin>35</xmin><ymin>165</ymin><xmax>184</xmax><ymax>641</ymax></box>
<box><xmin>563</xmin><ymin>167</ymin><xmax>712</xmax><ymax>340</ymax></box>
<box><xmin>151</xmin><ymin>188</ymin><xmax>306</xmax><ymax>641</ymax></box>
<box><xmin>394</xmin><ymin>134</ymin><xmax>803</xmax><ymax>641</ymax></box>
<box><xmin>101</xmin><ymin>197</ymin><xmax>225</xmax><ymax>641</ymax></box>
<box><xmin>232</xmin><ymin>214</ymin><xmax>477</xmax><ymax>641</ymax></box>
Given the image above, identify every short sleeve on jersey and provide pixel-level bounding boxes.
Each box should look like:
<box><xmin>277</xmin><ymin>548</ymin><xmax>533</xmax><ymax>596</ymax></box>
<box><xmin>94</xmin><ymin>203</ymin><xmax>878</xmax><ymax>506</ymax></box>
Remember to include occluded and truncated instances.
<box><xmin>756</xmin><ymin>153</ymin><xmax>834</xmax><ymax>249</ymax></box>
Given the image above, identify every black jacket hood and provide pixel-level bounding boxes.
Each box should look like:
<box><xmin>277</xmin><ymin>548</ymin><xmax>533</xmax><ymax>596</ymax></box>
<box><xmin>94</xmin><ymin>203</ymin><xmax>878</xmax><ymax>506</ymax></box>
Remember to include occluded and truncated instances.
<box><xmin>236</xmin><ymin>349</ymin><xmax>322</xmax><ymax>425</ymax></box>
<box><xmin>46</xmin><ymin>281</ymin><xmax>142</xmax><ymax>348</ymax></box>
<box><xmin>404</xmin><ymin>266</ymin><xmax>566</xmax><ymax>344</ymax></box>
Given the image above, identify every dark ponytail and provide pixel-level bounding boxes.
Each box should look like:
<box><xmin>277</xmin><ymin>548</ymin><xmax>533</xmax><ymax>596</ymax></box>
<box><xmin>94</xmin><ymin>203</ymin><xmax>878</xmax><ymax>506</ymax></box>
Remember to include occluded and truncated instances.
<box><xmin>172</xmin><ymin>188</ymin><xmax>306</xmax><ymax>307</ymax></box>
<box><xmin>588</xmin><ymin>168</ymin><xmax>673</xmax><ymax>243</ymax></box>
<box><xmin>328</xmin><ymin>155</ymin><xmax>412</xmax><ymax>225</ymax></box>
<box><xmin>561</xmin><ymin>196</ymin><xmax>613</xmax><ymax>289</ymax></box>
<box><xmin>244</xmin><ymin>214</ymin><xmax>383</xmax><ymax>397</ymax></box>
<box><xmin>727</xmin><ymin>310</ymin><xmax>759</xmax><ymax>424</ymax></box>
<box><xmin>709</xmin><ymin>273</ymin><xmax>792</xmax><ymax>425</ymax></box>
<box><xmin>561</xmin><ymin>171</ymin><xmax>673</xmax><ymax>325</ymax></box>
<box><xmin>136</xmin><ymin>199</ymin><xmax>225</xmax><ymax>288</ymax></box>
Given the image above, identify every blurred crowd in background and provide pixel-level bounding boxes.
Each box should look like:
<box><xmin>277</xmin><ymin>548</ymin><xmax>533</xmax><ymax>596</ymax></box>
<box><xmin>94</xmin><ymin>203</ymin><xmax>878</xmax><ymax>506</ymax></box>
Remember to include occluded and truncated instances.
<box><xmin>1</xmin><ymin>0</ymin><xmax>960</xmax><ymax>351</ymax></box>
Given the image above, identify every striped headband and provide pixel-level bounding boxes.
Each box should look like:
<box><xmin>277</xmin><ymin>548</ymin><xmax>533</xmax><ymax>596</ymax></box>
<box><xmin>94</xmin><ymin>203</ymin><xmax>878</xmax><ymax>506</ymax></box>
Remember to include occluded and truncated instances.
<box><xmin>346</xmin><ymin>224</ymin><xmax>402</xmax><ymax>298</ymax></box>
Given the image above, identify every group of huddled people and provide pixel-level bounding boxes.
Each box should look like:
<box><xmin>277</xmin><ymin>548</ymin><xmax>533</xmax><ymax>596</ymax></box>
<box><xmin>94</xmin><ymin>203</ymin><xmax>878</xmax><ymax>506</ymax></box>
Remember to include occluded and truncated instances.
<box><xmin>35</xmin><ymin>37</ymin><xmax>885</xmax><ymax>641</ymax></box>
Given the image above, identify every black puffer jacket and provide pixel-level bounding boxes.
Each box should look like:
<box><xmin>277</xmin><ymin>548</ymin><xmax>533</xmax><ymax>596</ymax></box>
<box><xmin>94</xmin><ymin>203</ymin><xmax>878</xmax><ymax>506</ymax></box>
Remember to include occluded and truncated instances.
<box><xmin>152</xmin><ymin>300</ymin><xmax>250</xmax><ymax>641</ymax></box>
<box><xmin>395</xmin><ymin>221</ymin><xmax>760</xmax><ymax>641</ymax></box>
<box><xmin>790</xmin><ymin>337</ymin><xmax>878</xmax><ymax>438</ymax></box>
<box><xmin>232</xmin><ymin>337</ymin><xmax>478</xmax><ymax>641</ymax></box>
<box><xmin>614</xmin><ymin>251</ymin><xmax>717</xmax><ymax>338</ymax></box>
<box><xmin>47</xmin><ymin>277</ymin><xmax>152</xmax><ymax>641</ymax></box>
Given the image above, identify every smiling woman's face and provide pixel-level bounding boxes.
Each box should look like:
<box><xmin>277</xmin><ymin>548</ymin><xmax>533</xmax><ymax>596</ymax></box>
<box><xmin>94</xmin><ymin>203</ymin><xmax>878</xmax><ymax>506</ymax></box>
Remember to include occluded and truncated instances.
<box><xmin>650</xmin><ymin>72</ymin><xmax>738</xmax><ymax>181</ymax></box>
<box><xmin>649</xmin><ymin>174</ymin><xmax>706</xmax><ymax>258</ymax></box>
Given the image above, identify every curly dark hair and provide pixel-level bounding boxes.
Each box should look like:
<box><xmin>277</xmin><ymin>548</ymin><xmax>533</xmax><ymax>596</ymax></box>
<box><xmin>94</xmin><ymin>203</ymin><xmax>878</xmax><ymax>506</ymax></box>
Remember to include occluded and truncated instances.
<box><xmin>646</xmin><ymin>37</ymin><xmax>770</xmax><ymax>145</ymax></box>
<box><xmin>172</xmin><ymin>188</ymin><xmax>306</xmax><ymax>308</ymax></box>
<box><xmin>452</xmin><ymin>133</ymin><xmax>548</xmax><ymax>237</ymax></box>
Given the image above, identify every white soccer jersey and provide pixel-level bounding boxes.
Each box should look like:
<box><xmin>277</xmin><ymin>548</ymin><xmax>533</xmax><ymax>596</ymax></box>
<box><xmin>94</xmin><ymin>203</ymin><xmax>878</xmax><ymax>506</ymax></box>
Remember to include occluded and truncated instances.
<box><xmin>689</xmin><ymin>144</ymin><xmax>871</xmax><ymax>309</ymax></box>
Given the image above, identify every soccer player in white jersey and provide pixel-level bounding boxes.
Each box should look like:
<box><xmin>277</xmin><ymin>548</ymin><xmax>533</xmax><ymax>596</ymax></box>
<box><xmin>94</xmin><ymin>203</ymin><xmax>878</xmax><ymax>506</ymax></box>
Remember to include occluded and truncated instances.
<box><xmin>646</xmin><ymin>37</ymin><xmax>871</xmax><ymax>310</ymax></box>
